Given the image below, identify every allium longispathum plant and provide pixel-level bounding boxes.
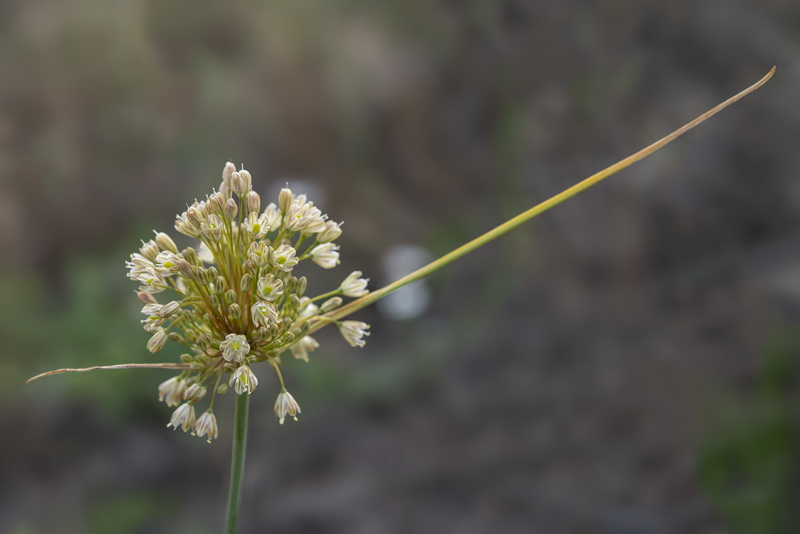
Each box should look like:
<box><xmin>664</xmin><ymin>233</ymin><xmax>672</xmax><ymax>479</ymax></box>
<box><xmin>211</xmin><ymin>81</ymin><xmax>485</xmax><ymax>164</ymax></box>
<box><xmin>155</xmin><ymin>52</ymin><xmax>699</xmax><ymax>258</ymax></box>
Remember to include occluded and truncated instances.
<box><xmin>28</xmin><ymin>68</ymin><xmax>775</xmax><ymax>533</ymax></box>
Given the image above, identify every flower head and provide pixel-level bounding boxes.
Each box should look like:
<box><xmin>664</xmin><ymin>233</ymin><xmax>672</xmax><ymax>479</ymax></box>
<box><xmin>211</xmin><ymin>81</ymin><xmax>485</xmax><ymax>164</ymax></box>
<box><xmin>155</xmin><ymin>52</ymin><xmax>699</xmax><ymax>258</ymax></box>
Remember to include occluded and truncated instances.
<box><xmin>125</xmin><ymin>162</ymin><xmax>371</xmax><ymax>441</ymax></box>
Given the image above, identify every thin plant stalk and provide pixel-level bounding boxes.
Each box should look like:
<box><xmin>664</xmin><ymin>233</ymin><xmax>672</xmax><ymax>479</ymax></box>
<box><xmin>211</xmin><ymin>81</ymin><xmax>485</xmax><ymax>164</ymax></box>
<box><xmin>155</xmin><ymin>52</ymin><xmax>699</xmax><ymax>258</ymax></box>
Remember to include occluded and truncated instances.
<box><xmin>311</xmin><ymin>66</ymin><xmax>776</xmax><ymax>330</ymax></box>
<box><xmin>225</xmin><ymin>393</ymin><xmax>250</xmax><ymax>534</ymax></box>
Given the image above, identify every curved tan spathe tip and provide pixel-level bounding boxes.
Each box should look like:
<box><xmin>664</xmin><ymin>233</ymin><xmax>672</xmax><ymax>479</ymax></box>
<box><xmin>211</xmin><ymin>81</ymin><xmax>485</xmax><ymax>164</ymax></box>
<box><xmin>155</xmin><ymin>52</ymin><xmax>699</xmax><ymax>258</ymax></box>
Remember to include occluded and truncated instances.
<box><xmin>26</xmin><ymin>362</ymin><xmax>191</xmax><ymax>383</ymax></box>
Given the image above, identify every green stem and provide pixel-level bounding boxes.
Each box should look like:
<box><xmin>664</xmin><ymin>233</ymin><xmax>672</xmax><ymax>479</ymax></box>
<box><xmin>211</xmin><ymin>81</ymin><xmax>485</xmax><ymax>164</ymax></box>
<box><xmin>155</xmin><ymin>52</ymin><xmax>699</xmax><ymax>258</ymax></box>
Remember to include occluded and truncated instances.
<box><xmin>307</xmin><ymin>67</ymin><xmax>775</xmax><ymax>333</ymax></box>
<box><xmin>225</xmin><ymin>393</ymin><xmax>250</xmax><ymax>534</ymax></box>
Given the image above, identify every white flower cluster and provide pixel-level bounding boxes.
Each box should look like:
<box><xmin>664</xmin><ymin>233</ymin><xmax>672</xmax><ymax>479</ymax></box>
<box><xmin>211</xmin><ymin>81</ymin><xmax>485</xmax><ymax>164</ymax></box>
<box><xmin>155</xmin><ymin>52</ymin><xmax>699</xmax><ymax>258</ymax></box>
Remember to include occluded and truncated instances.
<box><xmin>126</xmin><ymin>162</ymin><xmax>371</xmax><ymax>442</ymax></box>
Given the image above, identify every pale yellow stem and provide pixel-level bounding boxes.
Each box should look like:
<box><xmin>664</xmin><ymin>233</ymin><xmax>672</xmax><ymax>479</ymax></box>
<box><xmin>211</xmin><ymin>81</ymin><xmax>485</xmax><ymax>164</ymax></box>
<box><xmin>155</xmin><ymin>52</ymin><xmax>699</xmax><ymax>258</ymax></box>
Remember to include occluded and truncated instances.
<box><xmin>27</xmin><ymin>363</ymin><xmax>190</xmax><ymax>383</ymax></box>
<box><xmin>311</xmin><ymin>67</ymin><xmax>775</xmax><ymax>331</ymax></box>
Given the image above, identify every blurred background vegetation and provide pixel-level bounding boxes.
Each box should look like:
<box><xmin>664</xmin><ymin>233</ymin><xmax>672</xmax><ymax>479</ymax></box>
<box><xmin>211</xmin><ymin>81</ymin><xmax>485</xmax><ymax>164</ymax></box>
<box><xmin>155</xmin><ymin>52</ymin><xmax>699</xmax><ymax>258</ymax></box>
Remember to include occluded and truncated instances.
<box><xmin>1</xmin><ymin>1</ymin><xmax>799</xmax><ymax>533</ymax></box>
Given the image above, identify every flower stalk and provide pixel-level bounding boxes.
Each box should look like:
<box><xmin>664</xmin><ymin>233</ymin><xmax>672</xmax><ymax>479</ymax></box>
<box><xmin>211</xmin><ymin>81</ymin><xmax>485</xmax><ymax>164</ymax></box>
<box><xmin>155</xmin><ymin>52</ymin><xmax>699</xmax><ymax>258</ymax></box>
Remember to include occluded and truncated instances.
<box><xmin>311</xmin><ymin>66</ymin><xmax>776</xmax><ymax>331</ymax></box>
<box><xmin>225</xmin><ymin>392</ymin><xmax>249</xmax><ymax>534</ymax></box>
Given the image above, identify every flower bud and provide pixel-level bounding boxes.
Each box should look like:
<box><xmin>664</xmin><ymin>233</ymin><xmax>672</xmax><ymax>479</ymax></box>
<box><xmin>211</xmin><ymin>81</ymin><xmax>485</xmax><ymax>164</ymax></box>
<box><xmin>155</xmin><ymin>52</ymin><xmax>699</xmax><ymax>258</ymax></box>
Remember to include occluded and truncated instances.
<box><xmin>320</xmin><ymin>296</ymin><xmax>343</xmax><ymax>313</ymax></box>
<box><xmin>182</xmin><ymin>247</ymin><xmax>200</xmax><ymax>266</ymax></box>
<box><xmin>154</xmin><ymin>232</ymin><xmax>178</xmax><ymax>253</ymax></box>
<box><xmin>278</xmin><ymin>187</ymin><xmax>294</xmax><ymax>212</ymax></box>
<box><xmin>147</xmin><ymin>329</ymin><xmax>168</xmax><ymax>353</ymax></box>
<box><xmin>159</xmin><ymin>300</ymin><xmax>181</xmax><ymax>318</ymax></box>
<box><xmin>224</xmin><ymin>289</ymin><xmax>237</xmax><ymax>306</ymax></box>
<box><xmin>228</xmin><ymin>303</ymin><xmax>241</xmax><ymax>319</ymax></box>
<box><xmin>209</xmin><ymin>192</ymin><xmax>225</xmax><ymax>215</ymax></box>
<box><xmin>239</xmin><ymin>169</ymin><xmax>252</xmax><ymax>193</ymax></box>
<box><xmin>196</xmin><ymin>333</ymin><xmax>213</xmax><ymax>349</ymax></box>
<box><xmin>224</xmin><ymin>198</ymin><xmax>238</xmax><ymax>220</ymax></box>
<box><xmin>222</xmin><ymin>161</ymin><xmax>236</xmax><ymax>186</ymax></box>
<box><xmin>240</xmin><ymin>273</ymin><xmax>252</xmax><ymax>291</ymax></box>
<box><xmin>137</xmin><ymin>291</ymin><xmax>158</xmax><ymax>304</ymax></box>
<box><xmin>246</xmin><ymin>191</ymin><xmax>260</xmax><ymax>214</ymax></box>
<box><xmin>187</xmin><ymin>207</ymin><xmax>204</xmax><ymax>227</ymax></box>
<box><xmin>183</xmin><ymin>383</ymin><xmax>208</xmax><ymax>402</ymax></box>
<box><xmin>231</xmin><ymin>171</ymin><xmax>245</xmax><ymax>196</ymax></box>
<box><xmin>295</xmin><ymin>276</ymin><xmax>308</xmax><ymax>296</ymax></box>
<box><xmin>216</xmin><ymin>276</ymin><xmax>227</xmax><ymax>291</ymax></box>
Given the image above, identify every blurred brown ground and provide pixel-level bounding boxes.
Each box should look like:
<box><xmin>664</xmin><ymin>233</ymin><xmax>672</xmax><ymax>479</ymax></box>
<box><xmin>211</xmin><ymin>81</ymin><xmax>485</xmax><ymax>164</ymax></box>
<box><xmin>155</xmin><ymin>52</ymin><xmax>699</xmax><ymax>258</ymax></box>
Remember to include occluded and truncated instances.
<box><xmin>1</xmin><ymin>1</ymin><xmax>799</xmax><ymax>533</ymax></box>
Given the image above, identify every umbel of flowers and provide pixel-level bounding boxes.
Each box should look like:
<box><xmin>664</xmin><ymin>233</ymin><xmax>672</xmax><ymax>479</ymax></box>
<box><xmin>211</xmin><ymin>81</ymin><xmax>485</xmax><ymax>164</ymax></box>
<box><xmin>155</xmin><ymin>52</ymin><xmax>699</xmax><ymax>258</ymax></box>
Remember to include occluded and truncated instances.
<box><xmin>127</xmin><ymin>163</ymin><xmax>370</xmax><ymax>442</ymax></box>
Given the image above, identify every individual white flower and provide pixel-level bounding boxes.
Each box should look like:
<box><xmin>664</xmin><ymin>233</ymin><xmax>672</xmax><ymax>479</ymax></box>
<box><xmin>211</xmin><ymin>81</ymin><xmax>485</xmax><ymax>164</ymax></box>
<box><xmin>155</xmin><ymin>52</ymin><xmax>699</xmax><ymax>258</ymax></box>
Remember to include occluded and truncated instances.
<box><xmin>271</xmin><ymin>244</ymin><xmax>298</xmax><ymax>272</ymax></box>
<box><xmin>139</xmin><ymin>240</ymin><xmax>160</xmax><ymax>261</ymax></box>
<box><xmin>317</xmin><ymin>220</ymin><xmax>342</xmax><ymax>243</ymax></box>
<box><xmin>229</xmin><ymin>364</ymin><xmax>258</xmax><ymax>395</ymax></box>
<box><xmin>340</xmin><ymin>271</ymin><xmax>369</xmax><ymax>297</ymax></box>
<box><xmin>251</xmin><ymin>301</ymin><xmax>278</xmax><ymax>327</ymax></box>
<box><xmin>147</xmin><ymin>329</ymin><xmax>168</xmax><ymax>353</ymax></box>
<box><xmin>167</xmin><ymin>402</ymin><xmax>196</xmax><ymax>432</ymax></box>
<box><xmin>194</xmin><ymin>411</ymin><xmax>219</xmax><ymax>443</ymax></box>
<box><xmin>248</xmin><ymin>241</ymin><xmax>268</xmax><ymax>267</ymax></box>
<box><xmin>309</xmin><ymin>243</ymin><xmax>340</xmax><ymax>269</ymax></box>
<box><xmin>338</xmin><ymin>320</ymin><xmax>370</xmax><ymax>348</ymax></box>
<box><xmin>274</xmin><ymin>390</ymin><xmax>301</xmax><ymax>424</ymax></box>
<box><xmin>290</xmin><ymin>336</ymin><xmax>319</xmax><ymax>363</ymax></box>
<box><xmin>298</xmin><ymin>300</ymin><xmax>319</xmax><ymax>319</ymax></box>
<box><xmin>242</xmin><ymin>212</ymin><xmax>270</xmax><ymax>239</ymax></box>
<box><xmin>175</xmin><ymin>211</ymin><xmax>202</xmax><ymax>238</ymax></box>
<box><xmin>155</xmin><ymin>251</ymin><xmax>181</xmax><ymax>275</ymax></box>
<box><xmin>257</xmin><ymin>274</ymin><xmax>284</xmax><ymax>301</ymax></box>
<box><xmin>201</xmin><ymin>214</ymin><xmax>224</xmax><ymax>240</ymax></box>
<box><xmin>158</xmin><ymin>376</ymin><xmax>186</xmax><ymax>407</ymax></box>
<box><xmin>126</xmin><ymin>253</ymin><xmax>155</xmax><ymax>279</ymax></box>
<box><xmin>137</xmin><ymin>271</ymin><xmax>169</xmax><ymax>293</ymax></box>
<box><xmin>197</xmin><ymin>242</ymin><xmax>215</xmax><ymax>263</ymax></box>
<box><xmin>141</xmin><ymin>303</ymin><xmax>162</xmax><ymax>317</ymax></box>
<box><xmin>263</xmin><ymin>202</ymin><xmax>281</xmax><ymax>231</ymax></box>
<box><xmin>285</xmin><ymin>195</ymin><xmax>326</xmax><ymax>233</ymax></box>
<box><xmin>220</xmin><ymin>334</ymin><xmax>250</xmax><ymax>362</ymax></box>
